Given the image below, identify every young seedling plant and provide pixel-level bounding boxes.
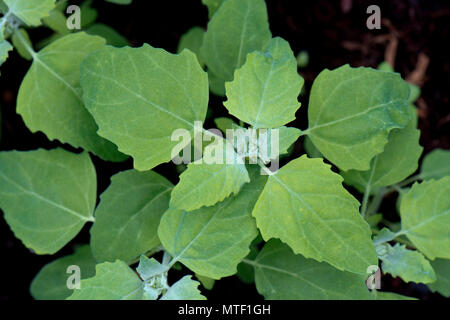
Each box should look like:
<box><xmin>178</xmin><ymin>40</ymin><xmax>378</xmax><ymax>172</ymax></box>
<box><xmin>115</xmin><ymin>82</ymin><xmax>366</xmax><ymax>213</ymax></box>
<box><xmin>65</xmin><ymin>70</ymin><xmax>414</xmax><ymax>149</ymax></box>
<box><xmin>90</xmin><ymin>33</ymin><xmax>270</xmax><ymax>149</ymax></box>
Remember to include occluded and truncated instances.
<box><xmin>0</xmin><ymin>0</ymin><xmax>449</xmax><ymax>300</ymax></box>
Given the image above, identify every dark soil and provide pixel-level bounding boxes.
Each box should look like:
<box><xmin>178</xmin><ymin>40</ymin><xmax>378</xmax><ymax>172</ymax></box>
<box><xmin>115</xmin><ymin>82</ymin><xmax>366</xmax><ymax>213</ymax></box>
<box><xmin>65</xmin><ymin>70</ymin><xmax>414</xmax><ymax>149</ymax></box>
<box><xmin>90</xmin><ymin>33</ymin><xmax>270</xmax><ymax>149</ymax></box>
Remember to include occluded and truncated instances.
<box><xmin>0</xmin><ymin>0</ymin><xmax>449</xmax><ymax>300</ymax></box>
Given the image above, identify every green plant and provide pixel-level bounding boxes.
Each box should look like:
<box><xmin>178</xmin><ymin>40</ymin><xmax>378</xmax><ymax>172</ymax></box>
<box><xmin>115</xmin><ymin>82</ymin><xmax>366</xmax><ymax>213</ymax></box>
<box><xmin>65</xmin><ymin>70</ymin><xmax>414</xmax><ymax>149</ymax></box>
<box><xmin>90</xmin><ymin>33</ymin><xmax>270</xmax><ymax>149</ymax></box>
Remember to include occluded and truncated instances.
<box><xmin>1</xmin><ymin>0</ymin><xmax>449</xmax><ymax>300</ymax></box>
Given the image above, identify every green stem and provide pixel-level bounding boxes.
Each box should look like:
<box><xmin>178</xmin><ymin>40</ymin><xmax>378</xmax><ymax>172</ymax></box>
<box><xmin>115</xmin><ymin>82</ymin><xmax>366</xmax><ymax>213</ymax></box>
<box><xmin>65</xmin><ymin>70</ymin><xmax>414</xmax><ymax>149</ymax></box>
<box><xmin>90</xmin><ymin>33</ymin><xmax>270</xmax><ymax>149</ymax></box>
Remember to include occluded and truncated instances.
<box><xmin>366</xmin><ymin>187</ymin><xmax>387</xmax><ymax>217</ymax></box>
<box><xmin>361</xmin><ymin>158</ymin><xmax>377</xmax><ymax>219</ymax></box>
<box><xmin>0</xmin><ymin>11</ymin><xmax>11</xmax><ymax>34</ymax></box>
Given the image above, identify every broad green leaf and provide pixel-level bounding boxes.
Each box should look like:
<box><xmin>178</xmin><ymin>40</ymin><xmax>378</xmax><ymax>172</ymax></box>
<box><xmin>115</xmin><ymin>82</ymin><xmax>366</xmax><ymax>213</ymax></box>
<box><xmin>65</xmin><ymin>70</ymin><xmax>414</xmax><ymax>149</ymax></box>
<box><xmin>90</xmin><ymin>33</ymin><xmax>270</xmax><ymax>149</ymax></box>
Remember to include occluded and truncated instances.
<box><xmin>428</xmin><ymin>259</ymin><xmax>450</xmax><ymax>297</ymax></box>
<box><xmin>208</xmin><ymin>70</ymin><xmax>226</xmax><ymax>96</ymax></box>
<box><xmin>252</xmin><ymin>155</ymin><xmax>378</xmax><ymax>274</ymax></box>
<box><xmin>170</xmin><ymin>140</ymin><xmax>250</xmax><ymax>211</ymax></box>
<box><xmin>85</xmin><ymin>23</ymin><xmax>129</xmax><ymax>47</ymax></box>
<box><xmin>0</xmin><ymin>39</ymin><xmax>12</xmax><ymax>73</ymax></box>
<box><xmin>17</xmin><ymin>32</ymin><xmax>126</xmax><ymax>162</ymax></box>
<box><xmin>214</xmin><ymin>117</ymin><xmax>236</xmax><ymax>133</ymax></box>
<box><xmin>236</xmin><ymin>238</ymin><xmax>260</xmax><ymax>284</ymax></box>
<box><xmin>376</xmin><ymin>243</ymin><xmax>436</xmax><ymax>284</ymax></box>
<box><xmin>408</xmin><ymin>83</ymin><xmax>421</xmax><ymax>104</ymax></box>
<box><xmin>366</xmin><ymin>213</ymin><xmax>383</xmax><ymax>228</ymax></box>
<box><xmin>224</xmin><ymin>37</ymin><xmax>304</xmax><ymax>128</ymax></box>
<box><xmin>104</xmin><ymin>0</ymin><xmax>132</xmax><ymax>5</ymax></box>
<box><xmin>303</xmin><ymin>136</ymin><xmax>322</xmax><ymax>159</ymax></box>
<box><xmin>399</xmin><ymin>177</ymin><xmax>450</xmax><ymax>259</ymax></box>
<box><xmin>195</xmin><ymin>274</ymin><xmax>215</xmax><ymax>290</ymax></box>
<box><xmin>30</xmin><ymin>245</ymin><xmax>96</xmax><ymax>300</ymax></box>
<box><xmin>373</xmin><ymin>228</ymin><xmax>396</xmax><ymax>245</ymax></box>
<box><xmin>202</xmin><ymin>0</ymin><xmax>226</xmax><ymax>18</ymax></box>
<box><xmin>4</xmin><ymin>0</ymin><xmax>55</xmax><ymax>26</ymax></box>
<box><xmin>81</xmin><ymin>44</ymin><xmax>208</xmax><ymax>171</ymax></box>
<box><xmin>0</xmin><ymin>149</ymin><xmax>96</xmax><ymax>254</ymax></box>
<box><xmin>259</xmin><ymin>126</ymin><xmax>301</xmax><ymax>163</ymax></box>
<box><xmin>160</xmin><ymin>276</ymin><xmax>206</xmax><ymax>300</ymax></box>
<box><xmin>68</xmin><ymin>261</ymin><xmax>147</xmax><ymax>300</ymax></box>
<box><xmin>177</xmin><ymin>27</ymin><xmax>204</xmax><ymax>66</ymax></box>
<box><xmin>90</xmin><ymin>169</ymin><xmax>173</xmax><ymax>263</ymax></box>
<box><xmin>158</xmin><ymin>166</ymin><xmax>266</xmax><ymax>279</ymax></box>
<box><xmin>251</xmin><ymin>240</ymin><xmax>372</xmax><ymax>300</ymax></box>
<box><xmin>80</xmin><ymin>0</ymin><xmax>98</xmax><ymax>27</ymax></box>
<box><xmin>420</xmin><ymin>149</ymin><xmax>450</xmax><ymax>180</ymax></box>
<box><xmin>43</xmin><ymin>8</ymin><xmax>69</xmax><ymax>35</ymax></box>
<box><xmin>200</xmin><ymin>0</ymin><xmax>271</xmax><ymax>82</ymax></box>
<box><xmin>342</xmin><ymin>115</ymin><xmax>423</xmax><ymax>192</ymax></box>
<box><xmin>307</xmin><ymin>65</ymin><xmax>411</xmax><ymax>171</ymax></box>
<box><xmin>12</xmin><ymin>28</ymin><xmax>32</xmax><ymax>60</ymax></box>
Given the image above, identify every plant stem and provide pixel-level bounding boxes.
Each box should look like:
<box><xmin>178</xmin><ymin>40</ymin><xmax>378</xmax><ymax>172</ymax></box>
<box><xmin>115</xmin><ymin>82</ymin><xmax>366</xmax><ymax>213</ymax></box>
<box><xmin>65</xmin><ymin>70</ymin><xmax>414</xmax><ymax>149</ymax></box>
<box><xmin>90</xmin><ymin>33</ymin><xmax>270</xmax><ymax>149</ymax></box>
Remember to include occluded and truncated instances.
<box><xmin>366</xmin><ymin>187</ymin><xmax>387</xmax><ymax>217</ymax></box>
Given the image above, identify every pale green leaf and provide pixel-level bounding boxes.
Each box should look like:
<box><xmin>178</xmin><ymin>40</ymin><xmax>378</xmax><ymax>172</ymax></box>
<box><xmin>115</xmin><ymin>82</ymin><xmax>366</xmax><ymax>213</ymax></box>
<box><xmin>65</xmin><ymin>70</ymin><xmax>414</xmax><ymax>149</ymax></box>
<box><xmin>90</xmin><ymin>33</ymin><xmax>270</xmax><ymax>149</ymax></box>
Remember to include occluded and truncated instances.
<box><xmin>85</xmin><ymin>23</ymin><xmax>129</xmax><ymax>47</ymax></box>
<box><xmin>80</xmin><ymin>44</ymin><xmax>208</xmax><ymax>171</ymax></box>
<box><xmin>376</xmin><ymin>243</ymin><xmax>436</xmax><ymax>284</ymax></box>
<box><xmin>158</xmin><ymin>166</ymin><xmax>266</xmax><ymax>279</ymax></box>
<box><xmin>43</xmin><ymin>8</ymin><xmax>69</xmax><ymax>34</ymax></box>
<box><xmin>202</xmin><ymin>0</ymin><xmax>226</xmax><ymax>18</ymax></box>
<box><xmin>259</xmin><ymin>126</ymin><xmax>301</xmax><ymax>162</ymax></box>
<box><xmin>30</xmin><ymin>245</ymin><xmax>96</xmax><ymax>300</ymax></box>
<box><xmin>420</xmin><ymin>149</ymin><xmax>450</xmax><ymax>180</ymax></box>
<box><xmin>200</xmin><ymin>0</ymin><xmax>271</xmax><ymax>82</ymax></box>
<box><xmin>214</xmin><ymin>117</ymin><xmax>236</xmax><ymax>133</ymax></box>
<box><xmin>307</xmin><ymin>65</ymin><xmax>411</xmax><ymax>171</ymax></box>
<box><xmin>428</xmin><ymin>259</ymin><xmax>450</xmax><ymax>297</ymax></box>
<box><xmin>208</xmin><ymin>70</ymin><xmax>226</xmax><ymax>96</ymax></box>
<box><xmin>251</xmin><ymin>240</ymin><xmax>372</xmax><ymax>300</ymax></box>
<box><xmin>136</xmin><ymin>256</ymin><xmax>166</xmax><ymax>282</ymax></box>
<box><xmin>4</xmin><ymin>0</ymin><xmax>55</xmax><ymax>26</ymax></box>
<box><xmin>224</xmin><ymin>37</ymin><xmax>304</xmax><ymax>128</ymax></box>
<box><xmin>17</xmin><ymin>32</ymin><xmax>126</xmax><ymax>162</ymax></box>
<box><xmin>373</xmin><ymin>228</ymin><xmax>396</xmax><ymax>245</ymax></box>
<box><xmin>195</xmin><ymin>273</ymin><xmax>215</xmax><ymax>290</ymax></box>
<box><xmin>303</xmin><ymin>136</ymin><xmax>322</xmax><ymax>159</ymax></box>
<box><xmin>160</xmin><ymin>276</ymin><xmax>206</xmax><ymax>300</ymax></box>
<box><xmin>11</xmin><ymin>28</ymin><xmax>32</xmax><ymax>60</ymax></box>
<box><xmin>0</xmin><ymin>149</ymin><xmax>96</xmax><ymax>254</ymax></box>
<box><xmin>252</xmin><ymin>155</ymin><xmax>378</xmax><ymax>274</ymax></box>
<box><xmin>177</xmin><ymin>27</ymin><xmax>204</xmax><ymax>66</ymax></box>
<box><xmin>90</xmin><ymin>169</ymin><xmax>173</xmax><ymax>263</ymax></box>
<box><xmin>400</xmin><ymin>177</ymin><xmax>450</xmax><ymax>259</ymax></box>
<box><xmin>236</xmin><ymin>238</ymin><xmax>259</xmax><ymax>284</ymax></box>
<box><xmin>342</xmin><ymin>114</ymin><xmax>423</xmax><ymax>191</ymax></box>
<box><xmin>68</xmin><ymin>261</ymin><xmax>147</xmax><ymax>300</ymax></box>
<box><xmin>408</xmin><ymin>83</ymin><xmax>421</xmax><ymax>103</ymax></box>
<box><xmin>80</xmin><ymin>0</ymin><xmax>98</xmax><ymax>27</ymax></box>
<box><xmin>170</xmin><ymin>141</ymin><xmax>250</xmax><ymax>211</ymax></box>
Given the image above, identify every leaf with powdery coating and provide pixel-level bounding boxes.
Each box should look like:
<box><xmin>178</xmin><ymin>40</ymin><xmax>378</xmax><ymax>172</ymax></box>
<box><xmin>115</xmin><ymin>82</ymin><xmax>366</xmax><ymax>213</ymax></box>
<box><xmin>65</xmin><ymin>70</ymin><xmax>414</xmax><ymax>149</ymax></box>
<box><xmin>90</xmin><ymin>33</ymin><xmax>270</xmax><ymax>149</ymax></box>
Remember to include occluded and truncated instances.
<box><xmin>90</xmin><ymin>169</ymin><xmax>173</xmax><ymax>263</ymax></box>
<box><xmin>17</xmin><ymin>33</ymin><xmax>126</xmax><ymax>162</ymax></box>
<box><xmin>399</xmin><ymin>177</ymin><xmax>450</xmax><ymax>260</ymax></box>
<box><xmin>200</xmin><ymin>0</ymin><xmax>271</xmax><ymax>83</ymax></box>
<box><xmin>0</xmin><ymin>149</ymin><xmax>96</xmax><ymax>255</ymax></box>
<box><xmin>251</xmin><ymin>240</ymin><xmax>372</xmax><ymax>300</ymax></box>
<box><xmin>68</xmin><ymin>261</ymin><xmax>147</xmax><ymax>300</ymax></box>
<box><xmin>81</xmin><ymin>44</ymin><xmax>208</xmax><ymax>171</ymax></box>
<box><xmin>307</xmin><ymin>65</ymin><xmax>411</xmax><ymax>171</ymax></box>
<box><xmin>224</xmin><ymin>37</ymin><xmax>304</xmax><ymax>128</ymax></box>
<box><xmin>252</xmin><ymin>155</ymin><xmax>378</xmax><ymax>275</ymax></box>
<box><xmin>4</xmin><ymin>0</ymin><xmax>55</xmax><ymax>26</ymax></box>
<box><xmin>160</xmin><ymin>276</ymin><xmax>206</xmax><ymax>300</ymax></box>
<box><xmin>159</xmin><ymin>166</ymin><xmax>266</xmax><ymax>279</ymax></box>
